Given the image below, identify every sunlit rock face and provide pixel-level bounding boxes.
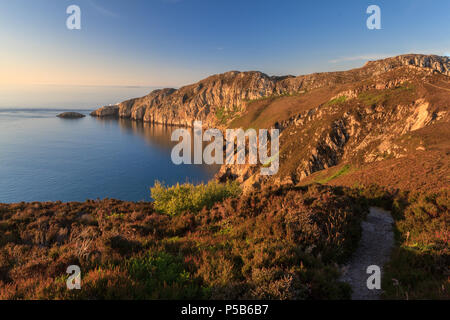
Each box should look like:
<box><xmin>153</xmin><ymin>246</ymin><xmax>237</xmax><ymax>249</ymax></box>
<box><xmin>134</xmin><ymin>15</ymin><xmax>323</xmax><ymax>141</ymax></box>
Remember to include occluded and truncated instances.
<box><xmin>91</xmin><ymin>54</ymin><xmax>449</xmax><ymax>128</ymax></box>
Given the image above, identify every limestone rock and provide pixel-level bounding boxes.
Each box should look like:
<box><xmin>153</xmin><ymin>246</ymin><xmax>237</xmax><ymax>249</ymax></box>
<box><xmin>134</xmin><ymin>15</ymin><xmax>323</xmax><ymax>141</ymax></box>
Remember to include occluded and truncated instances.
<box><xmin>90</xmin><ymin>105</ymin><xmax>119</xmax><ymax>117</ymax></box>
<box><xmin>91</xmin><ymin>54</ymin><xmax>450</xmax><ymax>128</ymax></box>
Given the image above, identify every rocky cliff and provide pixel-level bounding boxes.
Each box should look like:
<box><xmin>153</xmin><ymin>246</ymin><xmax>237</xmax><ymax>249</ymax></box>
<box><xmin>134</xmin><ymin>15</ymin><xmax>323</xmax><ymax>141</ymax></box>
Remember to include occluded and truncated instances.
<box><xmin>91</xmin><ymin>54</ymin><xmax>449</xmax><ymax>128</ymax></box>
<box><xmin>91</xmin><ymin>54</ymin><xmax>449</xmax><ymax>191</ymax></box>
<box><xmin>215</xmin><ymin>55</ymin><xmax>450</xmax><ymax>191</ymax></box>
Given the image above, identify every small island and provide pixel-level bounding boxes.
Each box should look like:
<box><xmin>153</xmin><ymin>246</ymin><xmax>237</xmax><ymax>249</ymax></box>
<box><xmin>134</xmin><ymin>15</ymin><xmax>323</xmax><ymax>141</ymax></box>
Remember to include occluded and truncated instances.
<box><xmin>56</xmin><ymin>112</ymin><xmax>86</xmax><ymax>119</ymax></box>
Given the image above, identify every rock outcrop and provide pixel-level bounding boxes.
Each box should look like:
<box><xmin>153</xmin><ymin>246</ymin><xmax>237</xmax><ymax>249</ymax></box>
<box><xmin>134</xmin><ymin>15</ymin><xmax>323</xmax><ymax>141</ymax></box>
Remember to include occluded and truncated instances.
<box><xmin>392</xmin><ymin>54</ymin><xmax>449</xmax><ymax>76</ymax></box>
<box><xmin>57</xmin><ymin>112</ymin><xmax>86</xmax><ymax>119</ymax></box>
<box><xmin>90</xmin><ymin>105</ymin><xmax>119</xmax><ymax>117</ymax></box>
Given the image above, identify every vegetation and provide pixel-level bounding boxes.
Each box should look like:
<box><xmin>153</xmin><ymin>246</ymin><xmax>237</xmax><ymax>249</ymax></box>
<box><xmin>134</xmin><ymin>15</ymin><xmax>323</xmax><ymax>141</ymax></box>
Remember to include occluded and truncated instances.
<box><xmin>1</xmin><ymin>65</ymin><xmax>448</xmax><ymax>300</ymax></box>
<box><xmin>0</xmin><ymin>184</ymin><xmax>367</xmax><ymax>300</ymax></box>
<box><xmin>325</xmin><ymin>96</ymin><xmax>347</xmax><ymax>106</ymax></box>
<box><xmin>215</xmin><ymin>105</ymin><xmax>242</xmax><ymax>125</ymax></box>
<box><xmin>244</xmin><ymin>92</ymin><xmax>299</xmax><ymax>104</ymax></box>
<box><xmin>316</xmin><ymin>165</ymin><xmax>351</xmax><ymax>184</ymax></box>
<box><xmin>384</xmin><ymin>189</ymin><xmax>449</xmax><ymax>299</ymax></box>
<box><xmin>125</xmin><ymin>251</ymin><xmax>204</xmax><ymax>299</ymax></box>
<box><xmin>229</xmin><ymin>90</ymin><xmax>317</xmax><ymax>130</ymax></box>
<box><xmin>358</xmin><ymin>83</ymin><xmax>416</xmax><ymax>107</ymax></box>
<box><xmin>345</xmin><ymin>184</ymin><xmax>449</xmax><ymax>299</ymax></box>
<box><xmin>151</xmin><ymin>181</ymin><xmax>241</xmax><ymax>216</ymax></box>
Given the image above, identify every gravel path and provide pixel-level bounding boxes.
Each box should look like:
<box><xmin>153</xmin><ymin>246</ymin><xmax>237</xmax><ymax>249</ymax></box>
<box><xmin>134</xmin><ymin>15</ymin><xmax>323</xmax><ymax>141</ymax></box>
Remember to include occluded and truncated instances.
<box><xmin>340</xmin><ymin>207</ymin><xmax>395</xmax><ymax>300</ymax></box>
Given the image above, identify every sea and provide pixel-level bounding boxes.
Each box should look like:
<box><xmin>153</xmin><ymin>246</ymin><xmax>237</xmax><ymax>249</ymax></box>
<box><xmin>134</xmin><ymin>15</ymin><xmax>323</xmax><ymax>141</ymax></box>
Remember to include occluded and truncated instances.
<box><xmin>0</xmin><ymin>108</ymin><xmax>219</xmax><ymax>203</ymax></box>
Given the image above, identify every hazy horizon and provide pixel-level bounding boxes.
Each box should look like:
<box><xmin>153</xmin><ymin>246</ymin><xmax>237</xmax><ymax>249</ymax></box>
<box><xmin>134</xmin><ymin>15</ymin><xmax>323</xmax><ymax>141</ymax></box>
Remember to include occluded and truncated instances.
<box><xmin>0</xmin><ymin>84</ymin><xmax>160</xmax><ymax>109</ymax></box>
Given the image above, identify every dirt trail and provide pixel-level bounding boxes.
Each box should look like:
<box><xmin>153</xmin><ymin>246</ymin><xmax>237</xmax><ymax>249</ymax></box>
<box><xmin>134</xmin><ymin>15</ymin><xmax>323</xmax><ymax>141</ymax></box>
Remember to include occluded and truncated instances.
<box><xmin>340</xmin><ymin>207</ymin><xmax>395</xmax><ymax>300</ymax></box>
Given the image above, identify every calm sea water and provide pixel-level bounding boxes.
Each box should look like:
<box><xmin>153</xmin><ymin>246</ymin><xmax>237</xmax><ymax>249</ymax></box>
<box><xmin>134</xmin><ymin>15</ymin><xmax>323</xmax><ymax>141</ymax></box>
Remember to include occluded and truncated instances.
<box><xmin>0</xmin><ymin>109</ymin><xmax>219</xmax><ymax>203</ymax></box>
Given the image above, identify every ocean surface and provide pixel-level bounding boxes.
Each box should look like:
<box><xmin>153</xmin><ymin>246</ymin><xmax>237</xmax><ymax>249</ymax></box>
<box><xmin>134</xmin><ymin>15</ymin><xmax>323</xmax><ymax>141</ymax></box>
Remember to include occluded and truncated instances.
<box><xmin>0</xmin><ymin>109</ymin><xmax>219</xmax><ymax>203</ymax></box>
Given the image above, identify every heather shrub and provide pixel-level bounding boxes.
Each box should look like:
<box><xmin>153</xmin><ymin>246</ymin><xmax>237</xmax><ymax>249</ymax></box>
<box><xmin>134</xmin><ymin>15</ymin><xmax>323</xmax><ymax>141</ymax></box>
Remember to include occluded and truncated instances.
<box><xmin>105</xmin><ymin>235</ymin><xmax>142</xmax><ymax>255</ymax></box>
<box><xmin>0</xmin><ymin>184</ymin><xmax>363</xmax><ymax>300</ymax></box>
<box><xmin>250</xmin><ymin>268</ymin><xmax>301</xmax><ymax>299</ymax></box>
<box><xmin>126</xmin><ymin>251</ymin><xmax>205</xmax><ymax>299</ymax></box>
<box><xmin>151</xmin><ymin>180</ymin><xmax>241</xmax><ymax>216</ymax></box>
<box><xmin>191</xmin><ymin>185</ymin><xmax>365</xmax><ymax>299</ymax></box>
<box><xmin>58</xmin><ymin>268</ymin><xmax>137</xmax><ymax>300</ymax></box>
<box><xmin>382</xmin><ymin>188</ymin><xmax>449</xmax><ymax>299</ymax></box>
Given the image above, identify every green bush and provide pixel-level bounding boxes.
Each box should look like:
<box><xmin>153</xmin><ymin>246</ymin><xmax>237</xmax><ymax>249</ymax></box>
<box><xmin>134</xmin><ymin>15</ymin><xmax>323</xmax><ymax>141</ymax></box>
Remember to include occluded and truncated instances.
<box><xmin>151</xmin><ymin>181</ymin><xmax>241</xmax><ymax>216</ymax></box>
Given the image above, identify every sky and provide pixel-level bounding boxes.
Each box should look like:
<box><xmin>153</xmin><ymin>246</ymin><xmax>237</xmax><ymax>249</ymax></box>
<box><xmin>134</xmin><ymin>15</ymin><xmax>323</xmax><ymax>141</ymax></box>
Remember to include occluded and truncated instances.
<box><xmin>0</xmin><ymin>0</ymin><xmax>449</xmax><ymax>108</ymax></box>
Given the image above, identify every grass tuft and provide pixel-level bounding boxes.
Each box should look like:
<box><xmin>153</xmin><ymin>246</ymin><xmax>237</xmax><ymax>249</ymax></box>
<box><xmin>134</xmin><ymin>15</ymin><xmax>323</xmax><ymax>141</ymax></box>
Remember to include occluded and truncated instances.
<box><xmin>316</xmin><ymin>165</ymin><xmax>351</xmax><ymax>184</ymax></box>
<box><xmin>325</xmin><ymin>95</ymin><xmax>347</xmax><ymax>106</ymax></box>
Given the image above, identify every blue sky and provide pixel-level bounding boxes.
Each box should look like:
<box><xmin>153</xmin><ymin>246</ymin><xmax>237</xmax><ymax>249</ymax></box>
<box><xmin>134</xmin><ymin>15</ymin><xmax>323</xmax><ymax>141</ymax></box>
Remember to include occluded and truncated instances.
<box><xmin>0</xmin><ymin>0</ymin><xmax>449</xmax><ymax>88</ymax></box>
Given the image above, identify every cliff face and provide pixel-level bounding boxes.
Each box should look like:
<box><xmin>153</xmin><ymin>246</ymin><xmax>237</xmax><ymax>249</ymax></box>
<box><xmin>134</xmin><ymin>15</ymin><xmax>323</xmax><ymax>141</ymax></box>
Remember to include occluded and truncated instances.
<box><xmin>215</xmin><ymin>57</ymin><xmax>450</xmax><ymax>191</ymax></box>
<box><xmin>90</xmin><ymin>54</ymin><xmax>449</xmax><ymax>192</ymax></box>
<box><xmin>92</xmin><ymin>72</ymin><xmax>284</xmax><ymax>127</ymax></box>
<box><xmin>91</xmin><ymin>54</ymin><xmax>450</xmax><ymax>127</ymax></box>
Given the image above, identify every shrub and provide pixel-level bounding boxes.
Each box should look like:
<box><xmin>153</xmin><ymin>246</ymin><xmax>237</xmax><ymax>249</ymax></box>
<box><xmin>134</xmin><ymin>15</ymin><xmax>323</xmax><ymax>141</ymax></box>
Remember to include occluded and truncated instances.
<box><xmin>382</xmin><ymin>188</ymin><xmax>449</xmax><ymax>299</ymax></box>
<box><xmin>126</xmin><ymin>251</ymin><xmax>205</xmax><ymax>299</ymax></box>
<box><xmin>151</xmin><ymin>181</ymin><xmax>241</xmax><ymax>216</ymax></box>
<box><xmin>0</xmin><ymin>185</ymin><xmax>362</xmax><ymax>300</ymax></box>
